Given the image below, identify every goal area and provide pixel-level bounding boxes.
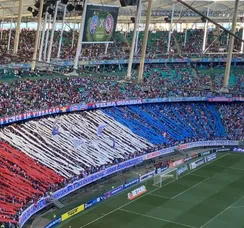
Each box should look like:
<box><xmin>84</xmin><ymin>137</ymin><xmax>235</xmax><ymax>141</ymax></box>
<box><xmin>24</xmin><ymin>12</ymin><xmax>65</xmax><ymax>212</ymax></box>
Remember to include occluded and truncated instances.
<box><xmin>153</xmin><ymin>168</ymin><xmax>178</xmax><ymax>188</ymax></box>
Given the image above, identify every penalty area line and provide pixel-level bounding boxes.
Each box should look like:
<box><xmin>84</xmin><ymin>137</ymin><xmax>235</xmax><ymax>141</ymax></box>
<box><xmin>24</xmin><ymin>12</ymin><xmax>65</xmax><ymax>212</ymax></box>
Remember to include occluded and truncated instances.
<box><xmin>119</xmin><ymin>208</ymin><xmax>197</xmax><ymax>228</ymax></box>
<box><xmin>171</xmin><ymin>177</ymin><xmax>210</xmax><ymax>199</ymax></box>
<box><xmin>200</xmin><ymin>196</ymin><xmax>244</xmax><ymax>228</ymax></box>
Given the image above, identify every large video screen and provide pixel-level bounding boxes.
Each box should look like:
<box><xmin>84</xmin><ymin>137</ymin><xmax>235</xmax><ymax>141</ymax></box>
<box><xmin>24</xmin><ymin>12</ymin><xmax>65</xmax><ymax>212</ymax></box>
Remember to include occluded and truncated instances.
<box><xmin>83</xmin><ymin>4</ymin><xmax>119</xmax><ymax>43</ymax></box>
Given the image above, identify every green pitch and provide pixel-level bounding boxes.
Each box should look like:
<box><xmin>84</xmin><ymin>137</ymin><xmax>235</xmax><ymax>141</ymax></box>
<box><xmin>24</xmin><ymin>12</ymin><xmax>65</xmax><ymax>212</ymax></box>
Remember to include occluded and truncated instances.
<box><xmin>58</xmin><ymin>153</ymin><xmax>244</xmax><ymax>228</ymax></box>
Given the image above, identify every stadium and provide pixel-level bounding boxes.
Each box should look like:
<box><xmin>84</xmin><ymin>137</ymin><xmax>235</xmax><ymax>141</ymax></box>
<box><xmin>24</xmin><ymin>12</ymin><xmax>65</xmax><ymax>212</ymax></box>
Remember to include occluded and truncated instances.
<box><xmin>0</xmin><ymin>0</ymin><xmax>243</xmax><ymax>227</ymax></box>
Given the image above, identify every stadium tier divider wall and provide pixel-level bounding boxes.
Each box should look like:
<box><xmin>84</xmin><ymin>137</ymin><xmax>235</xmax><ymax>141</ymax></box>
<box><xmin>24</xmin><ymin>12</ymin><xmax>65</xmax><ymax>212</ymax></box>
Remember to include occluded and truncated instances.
<box><xmin>44</xmin><ymin>147</ymin><xmax>236</xmax><ymax>228</ymax></box>
<box><xmin>19</xmin><ymin>139</ymin><xmax>238</xmax><ymax>227</ymax></box>
<box><xmin>3</xmin><ymin>56</ymin><xmax>244</xmax><ymax>70</ymax></box>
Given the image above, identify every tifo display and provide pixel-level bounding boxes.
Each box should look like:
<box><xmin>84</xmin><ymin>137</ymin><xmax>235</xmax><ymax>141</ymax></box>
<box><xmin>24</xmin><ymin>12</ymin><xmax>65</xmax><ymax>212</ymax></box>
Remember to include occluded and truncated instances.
<box><xmin>0</xmin><ymin>0</ymin><xmax>243</xmax><ymax>227</ymax></box>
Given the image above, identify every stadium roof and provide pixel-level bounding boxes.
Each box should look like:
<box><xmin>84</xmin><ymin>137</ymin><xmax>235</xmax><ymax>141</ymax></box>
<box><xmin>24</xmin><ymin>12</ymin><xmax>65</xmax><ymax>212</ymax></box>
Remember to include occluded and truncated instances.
<box><xmin>0</xmin><ymin>0</ymin><xmax>244</xmax><ymax>23</ymax></box>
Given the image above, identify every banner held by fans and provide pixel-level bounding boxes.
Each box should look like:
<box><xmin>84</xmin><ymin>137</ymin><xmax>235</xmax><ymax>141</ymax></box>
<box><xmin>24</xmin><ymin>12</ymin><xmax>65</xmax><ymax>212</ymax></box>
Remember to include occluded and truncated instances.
<box><xmin>83</xmin><ymin>4</ymin><xmax>119</xmax><ymax>43</ymax></box>
<box><xmin>97</xmin><ymin>123</ymin><xmax>106</xmax><ymax>136</ymax></box>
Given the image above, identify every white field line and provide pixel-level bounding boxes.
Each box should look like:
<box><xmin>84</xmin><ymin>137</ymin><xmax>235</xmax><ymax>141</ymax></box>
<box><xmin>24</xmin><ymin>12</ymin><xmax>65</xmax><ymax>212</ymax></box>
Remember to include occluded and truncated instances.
<box><xmin>80</xmin><ymin>153</ymin><xmax>229</xmax><ymax>228</ymax></box>
<box><xmin>209</xmin><ymin>164</ymin><xmax>244</xmax><ymax>171</ymax></box>
<box><xmin>119</xmin><ymin>208</ymin><xmax>197</xmax><ymax>228</ymax></box>
<box><xmin>171</xmin><ymin>177</ymin><xmax>210</xmax><ymax>199</ymax></box>
<box><xmin>149</xmin><ymin>193</ymin><xmax>172</xmax><ymax>199</ymax></box>
<box><xmin>228</xmin><ymin>153</ymin><xmax>244</xmax><ymax>156</ymax></box>
<box><xmin>149</xmin><ymin>176</ymin><xmax>209</xmax><ymax>200</ymax></box>
<box><xmin>189</xmin><ymin>174</ymin><xmax>210</xmax><ymax>179</ymax></box>
<box><xmin>200</xmin><ymin>196</ymin><xmax>244</xmax><ymax>228</ymax></box>
<box><xmin>230</xmin><ymin>205</ymin><xmax>244</xmax><ymax>209</ymax></box>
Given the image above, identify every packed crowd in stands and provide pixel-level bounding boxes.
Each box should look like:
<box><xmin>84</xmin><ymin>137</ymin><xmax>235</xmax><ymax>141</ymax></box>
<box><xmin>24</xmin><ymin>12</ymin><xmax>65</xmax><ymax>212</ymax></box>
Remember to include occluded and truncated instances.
<box><xmin>0</xmin><ymin>29</ymin><xmax>244</xmax><ymax>64</ymax></box>
<box><xmin>0</xmin><ymin>64</ymin><xmax>243</xmax><ymax>118</ymax></box>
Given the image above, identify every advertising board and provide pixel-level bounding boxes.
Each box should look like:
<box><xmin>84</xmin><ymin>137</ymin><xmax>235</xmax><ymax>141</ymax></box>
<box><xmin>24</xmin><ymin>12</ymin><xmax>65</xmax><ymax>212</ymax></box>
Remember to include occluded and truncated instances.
<box><xmin>169</xmin><ymin>159</ymin><xmax>184</xmax><ymax>168</ymax></box>
<box><xmin>85</xmin><ymin>197</ymin><xmax>102</xmax><ymax>209</ymax></box>
<box><xmin>177</xmin><ymin>165</ymin><xmax>188</xmax><ymax>176</ymax></box>
<box><xmin>156</xmin><ymin>166</ymin><xmax>168</xmax><ymax>175</ymax></box>
<box><xmin>61</xmin><ymin>204</ymin><xmax>84</xmax><ymax>221</ymax></box>
<box><xmin>233</xmin><ymin>148</ymin><xmax>244</xmax><ymax>153</ymax></box>
<box><xmin>44</xmin><ymin>218</ymin><xmax>62</xmax><ymax>228</ymax></box>
<box><xmin>127</xmin><ymin>186</ymin><xmax>147</xmax><ymax>200</ymax></box>
<box><xmin>184</xmin><ymin>154</ymin><xmax>198</xmax><ymax>162</ymax></box>
<box><xmin>201</xmin><ymin>151</ymin><xmax>211</xmax><ymax>156</ymax></box>
<box><xmin>216</xmin><ymin>148</ymin><xmax>230</xmax><ymax>152</ymax></box>
<box><xmin>204</xmin><ymin>153</ymin><xmax>217</xmax><ymax>163</ymax></box>
<box><xmin>189</xmin><ymin>158</ymin><xmax>204</xmax><ymax>170</ymax></box>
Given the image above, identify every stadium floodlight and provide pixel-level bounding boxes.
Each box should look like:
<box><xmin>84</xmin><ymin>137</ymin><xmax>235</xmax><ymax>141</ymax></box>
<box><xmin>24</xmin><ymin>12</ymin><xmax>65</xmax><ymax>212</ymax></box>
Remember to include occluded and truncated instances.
<box><xmin>164</xmin><ymin>16</ymin><xmax>171</xmax><ymax>23</ymax></box>
<box><xmin>32</xmin><ymin>9</ymin><xmax>39</xmax><ymax>17</ymax></box>
<box><xmin>35</xmin><ymin>1</ymin><xmax>40</xmax><ymax>8</ymax></box>
<box><xmin>67</xmin><ymin>4</ymin><xmax>75</xmax><ymax>11</ymax></box>
<box><xmin>130</xmin><ymin>17</ymin><xmax>135</xmax><ymax>23</ymax></box>
<box><xmin>61</xmin><ymin>0</ymin><xmax>68</xmax><ymax>4</ymax></box>
<box><xmin>27</xmin><ymin>6</ymin><xmax>33</xmax><ymax>12</ymax></box>
<box><xmin>120</xmin><ymin>0</ymin><xmax>137</xmax><ymax>7</ymax></box>
<box><xmin>201</xmin><ymin>16</ymin><xmax>206</xmax><ymax>23</ymax></box>
<box><xmin>47</xmin><ymin>7</ymin><xmax>54</xmax><ymax>15</ymax></box>
<box><xmin>75</xmin><ymin>4</ymin><xmax>83</xmax><ymax>11</ymax></box>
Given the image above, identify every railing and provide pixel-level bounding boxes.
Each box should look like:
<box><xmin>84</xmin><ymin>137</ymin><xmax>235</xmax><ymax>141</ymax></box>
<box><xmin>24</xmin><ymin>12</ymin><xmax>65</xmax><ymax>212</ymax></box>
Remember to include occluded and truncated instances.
<box><xmin>19</xmin><ymin>139</ymin><xmax>239</xmax><ymax>227</ymax></box>
<box><xmin>2</xmin><ymin>56</ymin><xmax>244</xmax><ymax>69</ymax></box>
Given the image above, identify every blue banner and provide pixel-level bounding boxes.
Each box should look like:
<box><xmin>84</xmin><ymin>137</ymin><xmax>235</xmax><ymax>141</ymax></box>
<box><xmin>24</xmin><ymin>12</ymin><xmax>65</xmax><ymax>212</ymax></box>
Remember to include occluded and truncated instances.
<box><xmin>124</xmin><ymin>178</ymin><xmax>140</xmax><ymax>189</ymax></box>
<box><xmin>44</xmin><ymin>217</ymin><xmax>62</xmax><ymax>228</ymax></box>
<box><xmin>140</xmin><ymin>171</ymin><xmax>155</xmax><ymax>182</ymax></box>
<box><xmin>1</xmin><ymin>97</ymin><xmax>243</xmax><ymax>126</ymax></box>
<box><xmin>233</xmin><ymin>148</ymin><xmax>244</xmax><ymax>153</ymax></box>
<box><xmin>85</xmin><ymin>197</ymin><xmax>102</xmax><ymax>209</ymax></box>
<box><xmin>204</xmin><ymin>153</ymin><xmax>217</xmax><ymax>163</ymax></box>
<box><xmin>177</xmin><ymin>165</ymin><xmax>188</xmax><ymax>176</ymax></box>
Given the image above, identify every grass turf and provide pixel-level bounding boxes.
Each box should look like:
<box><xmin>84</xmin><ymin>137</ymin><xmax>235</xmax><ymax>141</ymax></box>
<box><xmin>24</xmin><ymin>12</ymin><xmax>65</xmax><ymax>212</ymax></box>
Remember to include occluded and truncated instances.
<box><xmin>57</xmin><ymin>153</ymin><xmax>244</xmax><ymax>228</ymax></box>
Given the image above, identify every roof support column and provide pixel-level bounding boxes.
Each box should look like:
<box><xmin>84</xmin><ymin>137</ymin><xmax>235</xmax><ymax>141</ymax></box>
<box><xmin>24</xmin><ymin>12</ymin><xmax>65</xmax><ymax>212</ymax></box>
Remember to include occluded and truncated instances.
<box><xmin>1</xmin><ymin>11</ymin><xmax>4</xmax><ymax>40</ymax></box>
<box><xmin>105</xmin><ymin>43</ymin><xmax>109</xmax><ymax>55</ymax></box>
<box><xmin>57</xmin><ymin>4</ymin><xmax>67</xmax><ymax>59</ymax></box>
<box><xmin>39</xmin><ymin>9</ymin><xmax>48</xmax><ymax>61</ymax></box>
<box><xmin>138</xmin><ymin>0</ymin><xmax>153</xmax><ymax>82</ymax></box>
<box><xmin>167</xmin><ymin>3</ymin><xmax>175</xmax><ymax>53</ymax></box>
<box><xmin>241</xmin><ymin>24</ymin><xmax>244</xmax><ymax>53</ymax></box>
<box><xmin>31</xmin><ymin>0</ymin><xmax>44</xmax><ymax>71</ymax></box>
<box><xmin>7</xmin><ymin>0</ymin><xmax>15</xmax><ymax>53</ymax></box>
<box><xmin>71</xmin><ymin>28</ymin><xmax>75</xmax><ymax>48</ymax></box>
<box><xmin>202</xmin><ymin>7</ymin><xmax>209</xmax><ymax>53</ymax></box>
<box><xmin>126</xmin><ymin>0</ymin><xmax>141</xmax><ymax>80</ymax></box>
<box><xmin>71</xmin><ymin>16</ymin><xmax>77</xmax><ymax>49</ymax></box>
<box><xmin>73</xmin><ymin>0</ymin><xmax>88</xmax><ymax>72</ymax></box>
<box><xmin>184</xmin><ymin>21</ymin><xmax>188</xmax><ymax>45</ymax></box>
<box><xmin>13</xmin><ymin>0</ymin><xmax>23</xmax><ymax>54</ymax></box>
<box><xmin>47</xmin><ymin>1</ymin><xmax>60</xmax><ymax>63</ymax></box>
<box><xmin>134</xmin><ymin>0</ymin><xmax>142</xmax><ymax>55</ymax></box>
<box><xmin>222</xmin><ymin>0</ymin><xmax>239</xmax><ymax>91</ymax></box>
<box><xmin>44</xmin><ymin>14</ymin><xmax>52</xmax><ymax>61</ymax></box>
